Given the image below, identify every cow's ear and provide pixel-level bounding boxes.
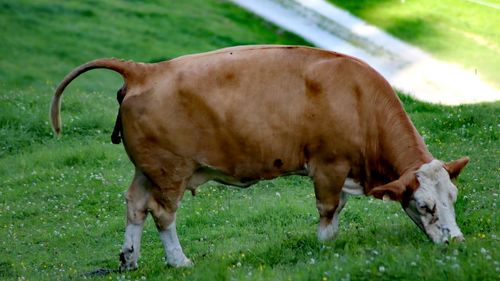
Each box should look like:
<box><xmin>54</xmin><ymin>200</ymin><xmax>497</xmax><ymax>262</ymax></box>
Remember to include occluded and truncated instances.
<box><xmin>368</xmin><ymin>180</ymin><xmax>406</xmax><ymax>201</ymax></box>
<box><xmin>444</xmin><ymin>157</ymin><xmax>469</xmax><ymax>180</ymax></box>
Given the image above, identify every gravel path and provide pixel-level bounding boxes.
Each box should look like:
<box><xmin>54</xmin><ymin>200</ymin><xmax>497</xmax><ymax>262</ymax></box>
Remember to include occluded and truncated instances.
<box><xmin>231</xmin><ymin>0</ymin><xmax>499</xmax><ymax>105</ymax></box>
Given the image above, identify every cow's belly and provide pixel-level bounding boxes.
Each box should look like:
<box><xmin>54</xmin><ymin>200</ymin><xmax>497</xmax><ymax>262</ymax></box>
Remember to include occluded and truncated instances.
<box><xmin>186</xmin><ymin>165</ymin><xmax>308</xmax><ymax>189</ymax></box>
<box><xmin>186</xmin><ymin>165</ymin><xmax>365</xmax><ymax>196</ymax></box>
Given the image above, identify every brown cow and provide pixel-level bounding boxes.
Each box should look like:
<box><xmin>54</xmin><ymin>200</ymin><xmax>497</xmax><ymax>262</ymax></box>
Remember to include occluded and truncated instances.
<box><xmin>51</xmin><ymin>45</ymin><xmax>469</xmax><ymax>270</ymax></box>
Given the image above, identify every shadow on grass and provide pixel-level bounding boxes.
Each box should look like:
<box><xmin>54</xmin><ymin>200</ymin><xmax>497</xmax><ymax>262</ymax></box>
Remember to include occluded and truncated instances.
<box><xmin>384</xmin><ymin>16</ymin><xmax>442</xmax><ymax>50</ymax></box>
<box><xmin>327</xmin><ymin>0</ymin><xmax>394</xmax><ymax>15</ymax></box>
<box><xmin>328</xmin><ymin>0</ymin><xmax>442</xmax><ymax>50</ymax></box>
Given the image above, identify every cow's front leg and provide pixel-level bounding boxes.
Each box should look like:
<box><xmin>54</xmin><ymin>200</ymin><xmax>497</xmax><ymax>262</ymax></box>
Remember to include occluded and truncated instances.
<box><xmin>149</xmin><ymin>185</ymin><xmax>192</xmax><ymax>267</ymax></box>
<box><xmin>120</xmin><ymin>171</ymin><xmax>150</xmax><ymax>271</ymax></box>
<box><xmin>317</xmin><ymin>191</ymin><xmax>348</xmax><ymax>240</ymax></box>
<box><xmin>311</xmin><ymin>161</ymin><xmax>349</xmax><ymax>241</ymax></box>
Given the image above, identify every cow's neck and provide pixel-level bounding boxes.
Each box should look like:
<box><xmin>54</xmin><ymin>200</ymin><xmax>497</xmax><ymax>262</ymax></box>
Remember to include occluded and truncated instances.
<box><xmin>366</xmin><ymin>99</ymin><xmax>433</xmax><ymax>187</ymax></box>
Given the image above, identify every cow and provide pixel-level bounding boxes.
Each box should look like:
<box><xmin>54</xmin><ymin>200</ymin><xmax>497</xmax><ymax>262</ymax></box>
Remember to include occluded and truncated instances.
<box><xmin>50</xmin><ymin>45</ymin><xmax>469</xmax><ymax>271</ymax></box>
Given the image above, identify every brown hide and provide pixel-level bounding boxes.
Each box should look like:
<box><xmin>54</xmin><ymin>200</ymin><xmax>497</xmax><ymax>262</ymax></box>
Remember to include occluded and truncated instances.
<box><xmin>114</xmin><ymin>46</ymin><xmax>432</xmax><ymax>193</ymax></box>
<box><xmin>51</xmin><ymin>45</ymin><xmax>436</xmax><ymax>202</ymax></box>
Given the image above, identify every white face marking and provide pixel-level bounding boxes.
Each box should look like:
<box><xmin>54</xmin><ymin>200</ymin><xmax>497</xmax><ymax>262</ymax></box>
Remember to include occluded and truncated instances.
<box><xmin>317</xmin><ymin>192</ymin><xmax>347</xmax><ymax>240</ymax></box>
<box><xmin>159</xmin><ymin>220</ymin><xmax>193</xmax><ymax>267</ymax></box>
<box><xmin>404</xmin><ymin>160</ymin><xmax>463</xmax><ymax>243</ymax></box>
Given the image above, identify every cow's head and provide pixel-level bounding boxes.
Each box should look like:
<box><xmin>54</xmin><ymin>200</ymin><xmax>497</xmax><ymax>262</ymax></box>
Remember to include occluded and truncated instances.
<box><xmin>369</xmin><ymin>157</ymin><xmax>469</xmax><ymax>243</ymax></box>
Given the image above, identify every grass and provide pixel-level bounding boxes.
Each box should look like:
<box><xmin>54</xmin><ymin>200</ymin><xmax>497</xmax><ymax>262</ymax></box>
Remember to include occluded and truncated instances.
<box><xmin>327</xmin><ymin>0</ymin><xmax>500</xmax><ymax>89</ymax></box>
<box><xmin>0</xmin><ymin>1</ymin><xmax>499</xmax><ymax>280</ymax></box>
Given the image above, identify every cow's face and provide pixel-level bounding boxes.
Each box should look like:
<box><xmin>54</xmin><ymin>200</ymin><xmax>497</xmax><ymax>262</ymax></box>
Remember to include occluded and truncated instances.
<box><xmin>368</xmin><ymin>157</ymin><xmax>469</xmax><ymax>243</ymax></box>
<box><xmin>404</xmin><ymin>160</ymin><xmax>463</xmax><ymax>243</ymax></box>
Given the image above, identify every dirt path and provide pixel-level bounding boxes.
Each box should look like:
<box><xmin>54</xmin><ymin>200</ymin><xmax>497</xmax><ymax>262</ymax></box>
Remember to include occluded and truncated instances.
<box><xmin>232</xmin><ymin>0</ymin><xmax>499</xmax><ymax>105</ymax></box>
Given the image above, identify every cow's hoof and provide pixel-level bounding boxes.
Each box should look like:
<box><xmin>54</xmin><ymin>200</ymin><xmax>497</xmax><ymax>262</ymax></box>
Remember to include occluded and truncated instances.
<box><xmin>166</xmin><ymin>247</ymin><xmax>193</xmax><ymax>268</ymax></box>
<box><xmin>119</xmin><ymin>248</ymin><xmax>138</xmax><ymax>272</ymax></box>
<box><xmin>167</xmin><ymin>256</ymin><xmax>193</xmax><ymax>268</ymax></box>
<box><xmin>175</xmin><ymin>258</ymin><xmax>193</xmax><ymax>268</ymax></box>
<box><xmin>317</xmin><ymin>223</ymin><xmax>337</xmax><ymax>241</ymax></box>
<box><xmin>119</xmin><ymin>261</ymin><xmax>138</xmax><ymax>273</ymax></box>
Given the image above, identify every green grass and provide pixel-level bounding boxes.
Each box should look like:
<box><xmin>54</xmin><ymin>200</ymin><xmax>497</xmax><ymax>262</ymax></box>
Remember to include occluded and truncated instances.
<box><xmin>1</xmin><ymin>1</ymin><xmax>499</xmax><ymax>281</ymax></box>
<box><xmin>327</xmin><ymin>0</ymin><xmax>500</xmax><ymax>88</ymax></box>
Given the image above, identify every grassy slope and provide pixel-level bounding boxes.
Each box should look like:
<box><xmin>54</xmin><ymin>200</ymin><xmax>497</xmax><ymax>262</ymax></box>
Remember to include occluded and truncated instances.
<box><xmin>327</xmin><ymin>0</ymin><xmax>500</xmax><ymax>89</ymax></box>
<box><xmin>0</xmin><ymin>1</ymin><xmax>499</xmax><ymax>280</ymax></box>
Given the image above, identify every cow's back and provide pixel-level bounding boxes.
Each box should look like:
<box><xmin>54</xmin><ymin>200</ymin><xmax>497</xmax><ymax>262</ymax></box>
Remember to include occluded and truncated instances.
<box><xmin>120</xmin><ymin>46</ymin><xmax>391</xmax><ymax>180</ymax></box>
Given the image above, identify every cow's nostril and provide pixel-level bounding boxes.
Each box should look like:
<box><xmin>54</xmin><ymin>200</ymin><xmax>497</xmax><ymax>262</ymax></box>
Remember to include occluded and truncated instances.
<box><xmin>452</xmin><ymin>235</ymin><xmax>465</xmax><ymax>243</ymax></box>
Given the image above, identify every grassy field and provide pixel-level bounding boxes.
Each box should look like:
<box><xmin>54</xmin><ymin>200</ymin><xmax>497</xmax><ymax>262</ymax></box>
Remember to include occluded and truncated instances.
<box><xmin>327</xmin><ymin>0</ymin><xmax>500</xmax><ymax>89</ymax></box>
<box><xmin>1</xmin><ymin>1</ymin><xmax>499</xmax><ymax>280</ymax></box>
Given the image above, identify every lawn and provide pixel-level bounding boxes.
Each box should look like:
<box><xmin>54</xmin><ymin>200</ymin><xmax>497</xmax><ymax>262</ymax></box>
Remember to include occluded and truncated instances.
<box><xmin>0</xmin><ymin>1</ymin><xmax>499</xmax><ymax>281</ymax></box>
<box><xmin>327</xmin><ymin>0</ymin><xmax>500</xmax><ymax>89</ymax></box>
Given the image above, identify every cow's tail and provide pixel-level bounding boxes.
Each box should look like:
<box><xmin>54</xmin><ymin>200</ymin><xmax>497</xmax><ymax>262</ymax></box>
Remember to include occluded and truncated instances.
<box><xmin>50</xmin><ymin>58</ymin><xmax>141</xmax><ymax>135</ymax></box>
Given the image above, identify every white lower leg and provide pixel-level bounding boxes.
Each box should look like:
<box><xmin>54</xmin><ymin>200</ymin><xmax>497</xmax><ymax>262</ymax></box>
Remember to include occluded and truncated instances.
<box><xmin>318</xmin><ymin>192</ymin><xmax>347</xmax><ymax>241</ymax></box>
<box><xmin>318</xmin><ymin>217</ymin><xmax>339</xmax><ymax>241</ymax></box>
<box><xmin>120</xmin><ymin>223</ymin><xmax>144</xmax><ymax>270</ymax></box>
<box><xmin>160</xmin><ymin>220</ymin><xmax>192</xmax><ymax>267</ymax></box>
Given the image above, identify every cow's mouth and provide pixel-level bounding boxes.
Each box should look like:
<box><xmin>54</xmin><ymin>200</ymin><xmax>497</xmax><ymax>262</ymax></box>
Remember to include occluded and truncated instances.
<box><xmin>404</xmin><ymin>204</ymin><xmax>454</xmax><ymax>243</ymax></box>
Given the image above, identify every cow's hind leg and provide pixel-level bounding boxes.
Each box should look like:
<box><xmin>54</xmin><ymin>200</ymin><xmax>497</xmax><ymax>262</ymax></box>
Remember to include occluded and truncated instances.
<box><xmin>311</xmin><ymin>160</ymin><xmax>350</xmax><ymax>241</ymax></box>
<box><xmin>120</xmin><ymin>170</ymin><xmax>151</xmax><ymax>271</ymax></box>
<box><xmin>131</xmin><ymin>152</ymin><xmax>195</xmax><ymax>267</ymax></box>
<box><xmin>148</xmin><ymin>180</ymin><xmax>193</xmax><ymax>267</ymax></box>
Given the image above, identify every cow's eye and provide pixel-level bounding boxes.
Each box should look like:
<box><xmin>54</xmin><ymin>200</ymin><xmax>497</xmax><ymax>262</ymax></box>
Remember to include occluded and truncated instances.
<box><xmin>417</xmin><ymin>202</ymin><xmax>436</xmax><ymax>215</ymax></box>
<box><xmin>416</xmin><ymin>202</ymin><xmax>426</xmax><ymax>213</ymax></box>
<box><xmin>423</xmin><ymin>204</ymin><xmax>436</xmax><ymax>215</ymax></box>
